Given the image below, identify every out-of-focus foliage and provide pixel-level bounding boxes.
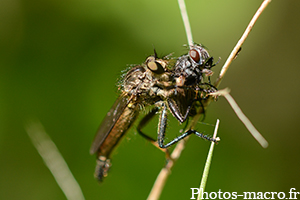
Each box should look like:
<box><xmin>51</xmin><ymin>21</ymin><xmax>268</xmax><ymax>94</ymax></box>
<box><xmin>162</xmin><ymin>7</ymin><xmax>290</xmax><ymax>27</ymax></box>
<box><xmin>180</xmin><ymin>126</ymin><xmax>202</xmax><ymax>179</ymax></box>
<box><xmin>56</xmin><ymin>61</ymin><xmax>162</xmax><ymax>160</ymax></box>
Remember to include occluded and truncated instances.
<box><xmin>1</xmin><ymin>0</ymin><xmax>299</xmax><ymax>199</ymax></box>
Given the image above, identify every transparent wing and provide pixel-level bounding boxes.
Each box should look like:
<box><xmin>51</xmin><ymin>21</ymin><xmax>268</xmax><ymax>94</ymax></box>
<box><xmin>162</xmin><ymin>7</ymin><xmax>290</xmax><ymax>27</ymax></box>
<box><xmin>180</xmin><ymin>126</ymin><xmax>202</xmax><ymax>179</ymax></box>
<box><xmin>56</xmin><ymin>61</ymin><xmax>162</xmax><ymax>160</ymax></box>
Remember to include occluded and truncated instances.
<box><xmin>90</xmin><ymin>96</ymin><xmax>131</xmax><ymax>154</ymax></box>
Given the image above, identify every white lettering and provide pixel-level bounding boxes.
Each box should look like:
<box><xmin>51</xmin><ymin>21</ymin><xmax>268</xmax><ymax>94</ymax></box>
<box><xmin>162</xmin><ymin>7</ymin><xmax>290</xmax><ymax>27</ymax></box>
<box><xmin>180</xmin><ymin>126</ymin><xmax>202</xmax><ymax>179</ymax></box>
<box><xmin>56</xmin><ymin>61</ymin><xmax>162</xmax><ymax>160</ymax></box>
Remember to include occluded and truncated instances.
<box><xmin>223</xmin><ymin>192</ymin><xmax>231</xmax><ymax>199</ymax></box>
<box><xmin>190</xmin><ymin>188</ymin><xmax>199</xmax><ymax>199</ymax></box>
<box><xmin>277</xmin><ymin>192</ymin><xmax>285</xmax><ymax>199</ymax></box>
<box><xmin>289</xmin><ymin>188</ymin><xmax>297</xmax><ymax>199</ymax></box>
<box><xmin>209</xmin><ymin>192</ymin><xmax>217</xmax><ymax>199</ymax></box>
<box><xmin>244</xmin><ymin>192</ymin><xmax>256</xmax><ymax>199</ymax></box>
<box><xmin>263</xmin><ymin>192</ymin><xmax>270</xmax><ymax>199</ymax></box>
<box><xmin>270</xmin><ymin>192</ymin><xmax>277</xmax><ymax>199</ymax></box>
<box><xmin>257</xmin><ymin>192</ymin><xmax>263</xmax><ymax>199</ymax></box>
<box><xmin>231</xmin><ymin>192</ymin><xmax>238</xmax><ymax>199</ymax></box>
<box><xmin>218</xmin><ymin>189</ymin><xmax>223</xmax><ymax>199</ymax></box>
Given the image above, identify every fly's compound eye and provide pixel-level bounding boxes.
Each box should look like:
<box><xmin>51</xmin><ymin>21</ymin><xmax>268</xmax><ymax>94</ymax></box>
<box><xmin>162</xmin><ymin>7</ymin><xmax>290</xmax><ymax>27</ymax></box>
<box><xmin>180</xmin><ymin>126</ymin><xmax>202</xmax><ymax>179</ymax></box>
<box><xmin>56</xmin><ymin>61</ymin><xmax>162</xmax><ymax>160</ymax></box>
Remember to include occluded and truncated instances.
<box><xmin>146</xmin><ymin>56</ymin><xmax>165</xmax><ymax>74</ymax></box>
<box><xmin>189</xmin><ymin>49</ymin><xmax>200</xmax><ymax>63</ymax></box>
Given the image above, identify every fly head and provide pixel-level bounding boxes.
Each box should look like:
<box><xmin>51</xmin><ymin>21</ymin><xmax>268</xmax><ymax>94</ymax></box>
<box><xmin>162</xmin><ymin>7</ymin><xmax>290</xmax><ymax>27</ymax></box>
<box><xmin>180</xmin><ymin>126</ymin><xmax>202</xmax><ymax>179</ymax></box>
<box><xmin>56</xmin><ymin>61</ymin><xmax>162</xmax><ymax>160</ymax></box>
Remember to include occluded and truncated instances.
<box><xmin>174</xmin><ymin>44</ymin><xmax>214</xmax><ymax>87</ymax></box>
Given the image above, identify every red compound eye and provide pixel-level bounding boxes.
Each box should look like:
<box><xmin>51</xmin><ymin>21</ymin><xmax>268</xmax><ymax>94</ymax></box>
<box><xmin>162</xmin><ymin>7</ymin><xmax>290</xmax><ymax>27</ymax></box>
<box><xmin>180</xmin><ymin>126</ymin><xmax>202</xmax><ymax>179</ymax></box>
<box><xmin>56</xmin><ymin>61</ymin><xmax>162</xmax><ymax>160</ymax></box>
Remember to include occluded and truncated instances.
<box><xmin>189</xmin><ymin>49</ymin><xmax>200</xmax><ymax>63</ymax></box>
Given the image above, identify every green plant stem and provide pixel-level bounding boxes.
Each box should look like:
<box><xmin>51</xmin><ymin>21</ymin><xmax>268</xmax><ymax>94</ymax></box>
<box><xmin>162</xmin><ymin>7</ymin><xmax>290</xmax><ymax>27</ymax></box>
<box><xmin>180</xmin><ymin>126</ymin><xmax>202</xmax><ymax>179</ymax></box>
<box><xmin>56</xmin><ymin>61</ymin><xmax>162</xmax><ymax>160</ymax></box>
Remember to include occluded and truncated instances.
<box><xmin>198</xmin><ymin>119</ymin><xmax>220</xmax><ymax>200</ymax></box>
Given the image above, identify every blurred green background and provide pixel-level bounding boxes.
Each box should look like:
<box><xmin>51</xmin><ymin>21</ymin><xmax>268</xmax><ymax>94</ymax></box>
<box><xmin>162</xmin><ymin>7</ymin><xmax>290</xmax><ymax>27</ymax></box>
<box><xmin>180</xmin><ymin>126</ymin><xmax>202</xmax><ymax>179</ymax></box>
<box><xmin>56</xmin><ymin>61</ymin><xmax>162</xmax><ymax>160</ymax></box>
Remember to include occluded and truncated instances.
<box><xmin>1</xmin><ymin>0</ymin><xmax>300</xmax><ymax>199</ymax></box>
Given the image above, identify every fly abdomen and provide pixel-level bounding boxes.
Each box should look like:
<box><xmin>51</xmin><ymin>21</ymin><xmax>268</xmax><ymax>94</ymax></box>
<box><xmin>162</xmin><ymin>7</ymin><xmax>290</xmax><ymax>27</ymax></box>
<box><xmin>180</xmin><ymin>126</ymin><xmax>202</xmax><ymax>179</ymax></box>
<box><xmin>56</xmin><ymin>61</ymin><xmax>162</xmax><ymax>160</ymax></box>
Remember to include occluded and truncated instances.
<box><xmin>94</xmin><ymin>156</ymin><xmax>111</xmax><ymax>181</ymax></box>
<box><xmin>94</xmin><ymin>102</ymin><xmax>139</xmax><ymax>181</ymax></box>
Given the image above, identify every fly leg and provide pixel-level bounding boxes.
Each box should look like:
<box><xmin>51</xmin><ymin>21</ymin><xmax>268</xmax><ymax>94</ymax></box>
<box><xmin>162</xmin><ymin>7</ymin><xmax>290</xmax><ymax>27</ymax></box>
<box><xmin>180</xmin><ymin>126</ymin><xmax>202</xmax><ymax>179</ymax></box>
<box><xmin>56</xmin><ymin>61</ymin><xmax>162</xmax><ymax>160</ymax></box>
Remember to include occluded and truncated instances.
<box><xmin>180</xmin><ymin>117</ymin><xmax>189</xmax><ymax>133</ymax></box>
<box><xmin>137</xmin><ymin>107</ymin><xmax>170</xmax><ymax>159</ymax></box>
<box><xmin>158</xmin><ymin>103</ymin><xmax>218</xmax><ymax>148</ymax></box>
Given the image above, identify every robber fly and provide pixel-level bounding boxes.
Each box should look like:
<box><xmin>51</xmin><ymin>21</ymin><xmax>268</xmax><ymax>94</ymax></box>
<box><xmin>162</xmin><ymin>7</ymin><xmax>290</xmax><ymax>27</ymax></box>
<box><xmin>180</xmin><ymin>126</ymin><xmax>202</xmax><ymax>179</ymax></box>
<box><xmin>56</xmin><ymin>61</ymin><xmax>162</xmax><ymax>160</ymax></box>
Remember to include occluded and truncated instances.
<box><xmin>90</xmin><ymin>44</ymin><xmax>218</xmax><ymax>181</ymax></box>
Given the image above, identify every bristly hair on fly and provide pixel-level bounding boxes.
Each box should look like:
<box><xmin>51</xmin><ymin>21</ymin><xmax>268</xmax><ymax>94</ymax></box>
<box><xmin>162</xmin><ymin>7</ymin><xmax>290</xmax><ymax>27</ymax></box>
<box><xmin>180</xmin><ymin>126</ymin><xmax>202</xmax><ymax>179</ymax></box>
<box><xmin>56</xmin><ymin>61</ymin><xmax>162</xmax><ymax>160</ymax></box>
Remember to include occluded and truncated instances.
<box><xmin>116</xmin><ymin>51</ymin><xmax>177</xmax><ymax>92</ymax></box>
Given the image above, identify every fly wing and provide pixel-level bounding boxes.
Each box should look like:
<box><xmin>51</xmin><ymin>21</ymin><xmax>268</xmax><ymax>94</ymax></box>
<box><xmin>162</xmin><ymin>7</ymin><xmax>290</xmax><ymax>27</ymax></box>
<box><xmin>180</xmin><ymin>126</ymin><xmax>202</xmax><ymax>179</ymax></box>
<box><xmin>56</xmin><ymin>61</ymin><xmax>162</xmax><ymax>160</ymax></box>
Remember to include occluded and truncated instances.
<box><xmin>90</xmin><ymin>96</ymin><xmax>131</xmax><ymax>154</ymax></box>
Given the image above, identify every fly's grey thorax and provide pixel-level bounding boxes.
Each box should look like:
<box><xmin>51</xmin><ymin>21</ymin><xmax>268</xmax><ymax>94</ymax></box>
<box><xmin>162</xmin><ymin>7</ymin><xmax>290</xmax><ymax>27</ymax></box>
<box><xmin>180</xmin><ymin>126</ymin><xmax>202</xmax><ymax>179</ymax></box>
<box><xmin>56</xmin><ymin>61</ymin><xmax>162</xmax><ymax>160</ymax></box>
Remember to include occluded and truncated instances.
<box><xmin>173</xmin><ymin>55</ymin><xmax>202</xmax><ymax>87</ymax></box>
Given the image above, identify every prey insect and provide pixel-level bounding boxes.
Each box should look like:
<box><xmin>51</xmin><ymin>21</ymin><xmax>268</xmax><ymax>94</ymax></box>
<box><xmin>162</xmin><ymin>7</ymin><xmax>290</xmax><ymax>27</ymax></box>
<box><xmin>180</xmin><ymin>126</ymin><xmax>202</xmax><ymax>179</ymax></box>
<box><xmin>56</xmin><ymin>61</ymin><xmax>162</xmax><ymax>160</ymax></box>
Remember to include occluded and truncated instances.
<box><xmin>90</xmin><ymin>44</ymin><xmax>218</xmax><ymax>181</ymax></box>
